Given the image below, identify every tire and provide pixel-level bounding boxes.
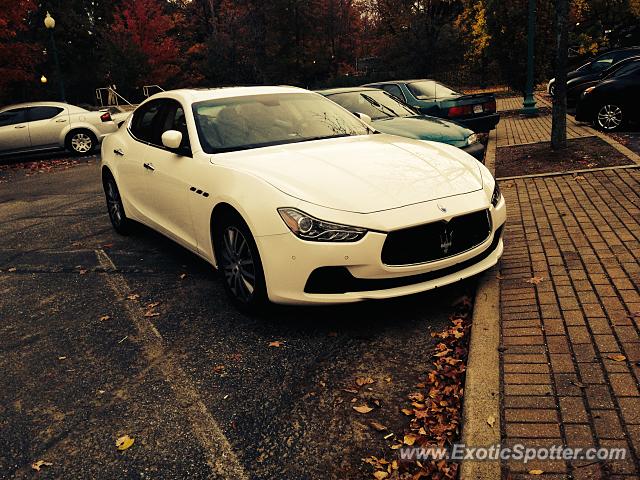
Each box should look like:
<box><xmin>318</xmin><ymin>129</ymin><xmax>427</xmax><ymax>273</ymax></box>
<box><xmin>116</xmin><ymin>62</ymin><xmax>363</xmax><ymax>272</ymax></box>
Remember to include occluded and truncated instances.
<box><xmin>103</xmin><ymin>173</ymin><xmax>132</xmax><ymax>235</ymax></box>
<box><xmin>595</xmin><ymin>103</ymin><xmax>624</xmax><ymax>131</ymax></box>
<box><xmin>213</xmin><ymin>212</ymin><xmax>268</xmax><ymax>311</ymax></box>
<box><xmin>66</xmin><ymin>129</ymin><xmax>97</xmax><ymax>155</ymax></box>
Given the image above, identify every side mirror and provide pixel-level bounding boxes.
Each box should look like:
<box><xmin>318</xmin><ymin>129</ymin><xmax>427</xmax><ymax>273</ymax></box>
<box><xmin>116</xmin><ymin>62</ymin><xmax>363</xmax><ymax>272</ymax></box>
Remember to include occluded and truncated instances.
<box><xmin>354</xmin><ymin>112</ymin><xmax>372</xmax><ymax>124</ymax></box>
<box><xmin>162</xmin><ymin>130</ymin><xmax>182</xmax><ymax>149</ymax></box>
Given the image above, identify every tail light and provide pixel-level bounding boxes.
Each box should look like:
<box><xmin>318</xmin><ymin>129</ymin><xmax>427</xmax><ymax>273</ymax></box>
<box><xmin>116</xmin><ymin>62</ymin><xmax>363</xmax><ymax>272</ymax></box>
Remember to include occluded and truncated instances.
<box><xmin>100</xmin><ymin>112</ymin><xmax>112</xmax><ymax>122</ymax></box>
<box><xmin>484</xmin><ymin>99</ymin><xmax>496</xmax><ymax>113</ymax></box>
<box><xmin>448</xmin><ymin>105</ymin><xmax>473</xmax><ymax>117</ymax></box>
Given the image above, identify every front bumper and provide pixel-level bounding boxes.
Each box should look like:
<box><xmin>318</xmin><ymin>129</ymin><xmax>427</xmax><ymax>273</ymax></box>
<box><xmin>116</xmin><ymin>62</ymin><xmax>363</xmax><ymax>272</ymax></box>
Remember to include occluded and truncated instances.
<box><xmin>461</xmin><ymin>141</ymin><xmax>485</xmax><ymax>161</ymax></box>
<box><xmin>574</xmin><ymin>95</ymin><xmax>596</xmax><ymax>122</ymax></box>
<box><xmin>257</xmin><ymin>198</ymin><xmax>506</xmax><ymax>305</ymax></box>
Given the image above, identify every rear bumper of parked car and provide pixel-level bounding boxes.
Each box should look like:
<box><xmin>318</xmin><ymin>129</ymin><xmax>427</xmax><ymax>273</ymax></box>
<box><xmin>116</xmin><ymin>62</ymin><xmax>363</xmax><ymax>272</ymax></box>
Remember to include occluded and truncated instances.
<box><xmin>462</xmin><ymin>141</ymin><xmax>485</xmax><ymax>161</ymax></box>
<box><xmin>455</xmin><ymin>113</ymin><xmax>500</xmax><ymax>133</ymax></box>
<box><xmin>257</xmin><ymin>198</ymin><xmax>506</xmax><ymax>305</ymax></box>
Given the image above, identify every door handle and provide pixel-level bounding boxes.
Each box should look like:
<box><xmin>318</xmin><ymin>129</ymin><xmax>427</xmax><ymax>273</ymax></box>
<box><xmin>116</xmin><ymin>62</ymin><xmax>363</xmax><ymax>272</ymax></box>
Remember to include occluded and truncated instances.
<box><xmin>113</xmin><ymin>148</ymin><xmax>124</xmax><ymax>156</ymax></box>
<box><xmin>14</xmin><ymin>125</ymin><xmax>26</xmax><ymax>129</ymax></box>
<box><xmin>55</xmin><ymin>119</ymin><xmax>67</xmax><ymax>123</ymax></box>
<box><xmin>143</xmin><ymin>162</ymin><xmax>155</xmax><ymax>171</ymax></box>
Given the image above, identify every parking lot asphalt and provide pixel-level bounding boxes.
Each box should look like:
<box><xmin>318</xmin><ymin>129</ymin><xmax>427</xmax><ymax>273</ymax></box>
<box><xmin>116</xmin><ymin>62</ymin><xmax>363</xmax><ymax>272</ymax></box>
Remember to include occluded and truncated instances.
<box><xmin>0</xmin><ymin>157</ymin><xmax>467</xmax><ymax>479</ymax></box>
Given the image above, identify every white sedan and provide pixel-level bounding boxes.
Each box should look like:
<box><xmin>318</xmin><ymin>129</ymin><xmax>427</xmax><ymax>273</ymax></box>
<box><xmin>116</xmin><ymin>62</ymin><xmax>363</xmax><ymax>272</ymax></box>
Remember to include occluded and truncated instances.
<box><xmin>0</xmin><ymin>101</ymin><xmax>119</xmax><ymax>156</ymax></box>
<box><xmin>101</xmin><ymin>86</ymin><xmax>506</xmax><ymax>309</ymax></box>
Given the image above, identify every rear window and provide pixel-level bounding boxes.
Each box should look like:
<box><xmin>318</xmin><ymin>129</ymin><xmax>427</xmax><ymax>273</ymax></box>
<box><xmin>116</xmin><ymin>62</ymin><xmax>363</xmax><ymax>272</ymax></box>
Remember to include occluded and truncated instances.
<box><xmin>407</xmin><ymin>81</ymin><xmax>459</xmax><ymax>100</ymax></box>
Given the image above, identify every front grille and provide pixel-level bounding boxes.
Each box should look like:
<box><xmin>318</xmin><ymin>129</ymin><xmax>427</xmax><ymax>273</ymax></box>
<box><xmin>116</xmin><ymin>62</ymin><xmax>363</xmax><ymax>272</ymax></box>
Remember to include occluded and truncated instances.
<box><xmin>304</xmin><ymin>225</ymin><xmax>503</xmax><ymax>294</ymax></box>
<box><xmin>381</xmin><ymin>209</ymin><xmax>492</xmax><ymax>266</ymax></box>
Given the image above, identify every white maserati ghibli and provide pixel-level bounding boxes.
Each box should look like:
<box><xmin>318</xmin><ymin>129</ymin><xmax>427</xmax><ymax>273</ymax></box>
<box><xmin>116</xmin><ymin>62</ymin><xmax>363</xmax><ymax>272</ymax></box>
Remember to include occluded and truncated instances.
<box><xmin>101</xmin><ymin>86</ymin><xmax>505</xmax><ymax>309</ymax></box>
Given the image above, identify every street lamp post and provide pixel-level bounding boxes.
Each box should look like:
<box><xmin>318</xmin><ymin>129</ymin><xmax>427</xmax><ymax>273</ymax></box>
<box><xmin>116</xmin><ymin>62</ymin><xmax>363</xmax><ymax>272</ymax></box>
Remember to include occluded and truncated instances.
<box><xmin>522</xmin><ymin>0</ymin><xmax>538</xmax><ymax>114</ymax></box>
<box><xmin>44</xmin><ymin>11</ymin><xmax>66</xmax><ymax>103</ymax></box>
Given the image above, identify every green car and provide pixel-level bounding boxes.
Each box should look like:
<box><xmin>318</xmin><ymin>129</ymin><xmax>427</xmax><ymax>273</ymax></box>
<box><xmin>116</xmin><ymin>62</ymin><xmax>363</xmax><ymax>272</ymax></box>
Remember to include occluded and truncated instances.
<box><xmin>363</xmin><ymin>80</ymin><xmax>500</xmax><ymax>133</ymax></box>
<box><xmin>317</xmin><ymin>87</ymin><xmax>485</xmax><ymax>160</ymax></box>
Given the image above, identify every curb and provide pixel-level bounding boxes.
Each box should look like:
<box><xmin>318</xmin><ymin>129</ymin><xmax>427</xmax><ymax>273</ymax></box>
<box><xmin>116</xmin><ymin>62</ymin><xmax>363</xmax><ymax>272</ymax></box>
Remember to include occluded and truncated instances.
<box><xmin>459</xmin><ymin>131</ymin><xmax>502</xmax><ymax>480</ymax></box>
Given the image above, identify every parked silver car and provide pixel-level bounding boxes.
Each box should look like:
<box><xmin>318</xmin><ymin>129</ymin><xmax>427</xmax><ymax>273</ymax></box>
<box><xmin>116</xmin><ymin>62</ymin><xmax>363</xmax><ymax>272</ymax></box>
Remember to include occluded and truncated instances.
<box><xmin>0</xmin><ymin>101</ymin><xmax>120</xmax><ymax>156</ymax></box>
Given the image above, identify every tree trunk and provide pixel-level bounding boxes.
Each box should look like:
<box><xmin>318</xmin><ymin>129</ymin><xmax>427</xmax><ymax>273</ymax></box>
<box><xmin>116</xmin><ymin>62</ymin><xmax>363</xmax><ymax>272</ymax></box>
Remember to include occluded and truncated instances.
<box><xmin>551</xmin><ymin>0</ymin><xmax>569</xmax><ymax>150</ymax></box>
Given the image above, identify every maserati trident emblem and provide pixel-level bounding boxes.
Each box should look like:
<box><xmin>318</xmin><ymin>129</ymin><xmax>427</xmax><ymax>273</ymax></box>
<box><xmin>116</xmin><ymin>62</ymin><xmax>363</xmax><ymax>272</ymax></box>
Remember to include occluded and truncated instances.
<box><xmin>437</xmin><ymin>202</ymin><xmax>447</xmax><ymax>213</ymax></box>
<box><xmin>440</xmin><ymin>226</ymin><xmax>454</xmax><ymax>254</ymax></box>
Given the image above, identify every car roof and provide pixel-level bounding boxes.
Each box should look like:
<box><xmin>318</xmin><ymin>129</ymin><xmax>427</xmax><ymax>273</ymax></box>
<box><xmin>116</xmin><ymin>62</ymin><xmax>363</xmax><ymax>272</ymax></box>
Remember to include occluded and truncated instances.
<box><xmin>148</xmin><ymin>85</ymin><xmax>311</xmax><ymax>104</ymax></box>
<box><xmin>0</xmin><ymin>101</ymin><xmax>87</xmax><ymax>113</ymax></box>
<box><xmin>316</xmin><ymin>87</ymin><xmax>381</xmax><ymax>95</ymax></box>
<box><xmin>363</xmin><ymin>79</ymin><xmax>434</xmax><ymax>86</ymax></box>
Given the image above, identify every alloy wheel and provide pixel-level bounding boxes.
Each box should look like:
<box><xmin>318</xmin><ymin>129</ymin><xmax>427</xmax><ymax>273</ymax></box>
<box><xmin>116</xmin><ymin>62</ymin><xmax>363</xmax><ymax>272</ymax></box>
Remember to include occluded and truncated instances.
<box><xmin>105</xmin><ymin>180</ymin><xmax>123</xmax><ymax>227</ymax></box>
<box><xmin>71</xmin><ymin>132</ymin><xmax>93</xmax><ymax>153</ymax></box>
<box><xmin>220</xmin><ymin>226</ymin><xmax>256</xmax><ymax>303</ymax></box>
<box><xmin>596</xmin><ymin>104</ymin><xmax>623</xmax><ymax>131</ymax></box>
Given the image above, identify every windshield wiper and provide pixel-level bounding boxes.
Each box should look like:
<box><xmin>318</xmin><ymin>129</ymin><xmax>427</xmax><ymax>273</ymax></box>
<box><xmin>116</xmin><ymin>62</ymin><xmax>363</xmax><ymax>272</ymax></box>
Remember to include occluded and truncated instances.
<box><xmin>360</xmin><ymin>94</ymin><xmax>400</xmax><ymax>117</ymax></box>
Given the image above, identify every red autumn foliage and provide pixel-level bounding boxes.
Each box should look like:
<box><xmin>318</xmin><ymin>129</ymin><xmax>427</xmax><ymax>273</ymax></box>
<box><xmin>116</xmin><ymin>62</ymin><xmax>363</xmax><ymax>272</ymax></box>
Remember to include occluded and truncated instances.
<box><xmin>110</xmin><ymin>0</ymin><xmax>180</xmax><ymax>85</ymax></box>
<box><xmin>0</xmin><ymin>0</ymin><xmax>41</xmax><ymax>92</ymax></box>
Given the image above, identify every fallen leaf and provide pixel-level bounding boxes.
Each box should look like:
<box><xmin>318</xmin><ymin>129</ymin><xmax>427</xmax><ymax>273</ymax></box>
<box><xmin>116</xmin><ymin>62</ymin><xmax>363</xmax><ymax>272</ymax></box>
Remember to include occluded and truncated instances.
<box><xmin>528</xmin><ymin>470</ymin><xmax>544</xmax><ymax>475</ymax></box>
<box><xmin>102</xmin><ymin>243</ymin><xmax>114</xmax><ymax>248</ymax></box>
<box><xmin>8</xmin><ymin>267</ymin><xmax>17</xmax><ymax>272</ymax></box>
<box><xmin>526</xmin><ymin>276</ymin><xmax>544</xmax><ymax>285</ymax></box>
<box><xmin>179</xmin><ymin>273</ymin><xmax>187</xmax><ymax>279</ymax></box>
<box><xmin>115</xmin><ymin>434</ymin><xmax>134</xmax><ymax>451</ymax></box>
<box><xmin>147</xmin><ymin>302</ymin><xmax>160</xmax><ymax>309</ymax></box>
<box><xmin>99</xmin><ymin>315</ymin><xmax>110</xmax><ymax>322</ymax></box>
<box><xmin>58</xmin><ymin>356</ymin><xmax>66</xmax><ymax>360</ymax></box>
<box><xmin>127</xmin><ymin>294</ymin><xmax>140</xmax><ymax>300</ymax></box>
<box><xmin>403</xmin><ymin>434</ymin><xmax>418</xmax><ymax>446</ymax></box>
<box><xmin>268</xmin><ymin>340</ymin><xmax>285</xmax><ymax>348</ymax></box>
<box><xmin>608</xmin><ymin>354</ymin><xmax>626</xmax><ymax>362</ymax></box>
<box><xmin>343</xmin><ymin>388</ymin><xmax>359</xmax><ymax>394</ymax></box>
<box><xmin>370</xmin><ymin>421</ymin><xmax>387</xmax><ymax>432</ymax></box>
<box><xmin>79</xmin><ymin>269</ymin><xmax>88</xmax><ymax>275</ymax></box>
<box><xmin>400</xmin><ymin>408</ymin><xmax>413</xmax><ymax>416</ymax></box>
<box><xmin>353</xmin><ymin>404</ymin><xmax>373</xmax><ymax>414</ymax></box>
<box><xmin>390</xmin><ymin>443</ymin><xmax>403</xmax><ymax>450</ymax></box>
<box><xmin>373</xmin><ymin>471</ymin><xmax>389</xmax><ymax>480</ymax></box>
<box><xmin>570</xmin><ymin>380</ymin><xmax>587</xmax><ymax>388</ymax></box>
<box><xmin>356</xmin><ymin>377</ymin><xmax>375</xmax><ymax>386</ymax></box>
<box><xmin>31</xmin><ymin>460</ymin><xmax>53</xmax><ymax>471</ymax></box>
<box><xmin>487</xmin><ymin>414</ymin><xmax>496</xmax><ymax>428</ymax></box>
<box><xmin>144</xmin><ymin>311</ymin><xmax>160</xmax><ymax>318</ymax></box>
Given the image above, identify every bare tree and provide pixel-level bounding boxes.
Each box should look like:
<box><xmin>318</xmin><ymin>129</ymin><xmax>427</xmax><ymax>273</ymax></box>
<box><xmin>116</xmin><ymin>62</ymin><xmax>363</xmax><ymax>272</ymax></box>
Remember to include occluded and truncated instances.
<box><xmin>551</xmin><ymin>0</ymin><xmax>568</xmax><ymax>150</ymax></box>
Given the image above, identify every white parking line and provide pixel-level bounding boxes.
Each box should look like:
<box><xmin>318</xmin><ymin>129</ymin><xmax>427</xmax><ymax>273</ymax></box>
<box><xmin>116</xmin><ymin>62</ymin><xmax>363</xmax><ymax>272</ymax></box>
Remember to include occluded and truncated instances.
<box><xmin>95</xmin><ymin>249</ymin><xmax>248</xmax><ymax>479</ymax></box>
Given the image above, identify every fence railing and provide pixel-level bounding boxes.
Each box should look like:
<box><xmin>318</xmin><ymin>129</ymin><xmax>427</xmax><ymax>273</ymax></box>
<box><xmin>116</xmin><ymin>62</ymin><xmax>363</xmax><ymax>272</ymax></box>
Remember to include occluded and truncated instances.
<box><xmin>143</xmin><ymin>85</ymin><xmax>165</xmax><ymax>98</ymax></box>
<box><xmin>95</xmin><ymin>87</ymin><xmax>134</xmax><ymax>108</ymax></box>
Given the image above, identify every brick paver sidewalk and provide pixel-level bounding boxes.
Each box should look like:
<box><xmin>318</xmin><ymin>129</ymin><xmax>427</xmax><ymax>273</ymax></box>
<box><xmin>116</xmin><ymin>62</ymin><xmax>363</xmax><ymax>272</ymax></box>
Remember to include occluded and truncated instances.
<box><xmin>500</xmin><ymin>166</ymin><xmax>640</xmax><ymax>478</ymax></box>
<box><xmin>496</xmin><ymin>95</ymin><xmax>593</xmax><ymax>147</ymax></box>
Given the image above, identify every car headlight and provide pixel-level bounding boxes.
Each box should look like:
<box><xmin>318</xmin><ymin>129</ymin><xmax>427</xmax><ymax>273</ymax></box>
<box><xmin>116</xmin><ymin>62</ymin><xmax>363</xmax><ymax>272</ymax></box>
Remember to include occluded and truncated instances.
<box><xmin>467</xmin><ymin>133</ymin><xmax>478</xmax><ymax>145</ymax></box>
<box><xmin>491</xmin><ymin>182</ymin><xmax>501</xmax><ymax>207</ymax></box>
<box><xmin>583</xmin><ymin>86</ymin><xmax>595</xmax><ymax>96</ymax></box>
<box><xmin>278</xmin><ymin>208</ymin><xmax>367</xmax><ymax>242</ymax></box>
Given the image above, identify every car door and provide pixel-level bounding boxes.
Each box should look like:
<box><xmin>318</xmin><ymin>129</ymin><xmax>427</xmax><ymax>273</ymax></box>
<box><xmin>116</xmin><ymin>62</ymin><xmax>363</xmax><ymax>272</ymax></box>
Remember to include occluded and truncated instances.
<box><xmin>117</xmin><ymin>99</ymin><xmax>165</xmax><ymax>220</ymax></box>
<box><xmin>142</xmin><ymin>99</ymin><xmax>198</xmax><ymax>250</ymax></box>
<box><xmin>0</xmin><ymin>108</ymin><xmax>31</xmax><ymax>152</ymax></box>
<box><xmin>26</xmin><ymin>105</ymin><xmax>68</xmax><ymax>148</ymax></box>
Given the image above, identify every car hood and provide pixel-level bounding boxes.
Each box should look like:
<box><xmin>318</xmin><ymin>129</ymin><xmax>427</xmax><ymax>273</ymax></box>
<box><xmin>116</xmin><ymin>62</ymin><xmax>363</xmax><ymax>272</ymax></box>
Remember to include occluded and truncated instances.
<box><xmin>371</xmin><ymin>115</ymin><xmax>472</xmax><ymax>145</ymax></box>
<box><xmin>210</xmin><ymin>134</ymin><xmax>483</xmax><ymax>214</ymax></box>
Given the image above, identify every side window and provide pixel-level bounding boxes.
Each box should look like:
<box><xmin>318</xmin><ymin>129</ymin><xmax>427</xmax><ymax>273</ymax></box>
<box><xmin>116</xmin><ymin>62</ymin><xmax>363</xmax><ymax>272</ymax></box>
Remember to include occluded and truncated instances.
<box><xmin>130</xmin><ymin>100</ymin><xmax>164</xmax><ymax>145</ymax></box>
<box><xmin>28</xmin><ymin>106</ymin><xmax>64</xmax><ymax>122</ymax></box>
<box><xmin>613</xmin><ymin>63</ymin><xmax>640</xmax><ymax>78</ymax></box>
<box><xmin>160</xmin><ymin>100</ymin><xmax>190</xmax><ymax>149</ymax></box>
<box><xmin>382</xmin><ymin>84</ymin><xmax>405</xmax><ymax>101</ymax></box>
<box><xmin>592</xmin><ymin>54</ymin><xmax>614</xmax><ymax>71</ymax></box>
<box><xmin>0</xmin><ymin>108</ymin><xmax>28</xmax><ymax>127</ymax></box>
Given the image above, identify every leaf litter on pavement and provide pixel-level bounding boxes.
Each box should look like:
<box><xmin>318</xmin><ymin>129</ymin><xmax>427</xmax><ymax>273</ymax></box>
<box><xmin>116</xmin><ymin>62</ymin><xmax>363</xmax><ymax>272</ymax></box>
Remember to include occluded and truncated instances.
<box><xmin>362</xmin><ymin>294</ymin><xmax>474</xmax><ymax>479</ymax></box>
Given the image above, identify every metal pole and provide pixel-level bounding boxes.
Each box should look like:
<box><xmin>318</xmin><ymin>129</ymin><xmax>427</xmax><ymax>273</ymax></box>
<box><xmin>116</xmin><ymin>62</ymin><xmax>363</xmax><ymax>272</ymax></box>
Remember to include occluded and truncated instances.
<box><xmin>522</xmin><ymin>0</ymin><xmax>538</xmax><ymax>114</ymax></box>
<box><xmin>49</xmin><ymin>30</ymin><xmax>66</xmax><ymax>102</ymax></box>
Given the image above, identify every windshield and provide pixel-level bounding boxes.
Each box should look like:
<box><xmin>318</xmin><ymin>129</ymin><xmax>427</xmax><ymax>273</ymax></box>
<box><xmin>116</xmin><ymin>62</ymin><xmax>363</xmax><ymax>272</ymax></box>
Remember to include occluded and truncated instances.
<box><xmin>192</xmin><ymin>93</ymin><xmax>369</xmax><ymax>153</ymax></box>
<box><xmin>326</xmin><ymin>90</ymin><xmax>417</xmax><ymax>120</ymax></box>
<box><xmin>407</xmin><ymin>81</ymin><xmax>460</xmax><ymax>100</ymax></box>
